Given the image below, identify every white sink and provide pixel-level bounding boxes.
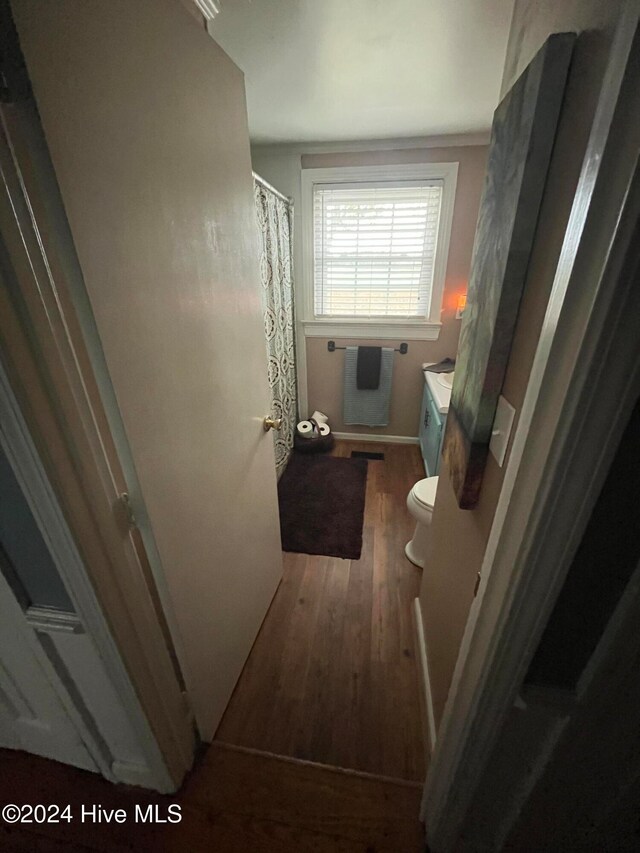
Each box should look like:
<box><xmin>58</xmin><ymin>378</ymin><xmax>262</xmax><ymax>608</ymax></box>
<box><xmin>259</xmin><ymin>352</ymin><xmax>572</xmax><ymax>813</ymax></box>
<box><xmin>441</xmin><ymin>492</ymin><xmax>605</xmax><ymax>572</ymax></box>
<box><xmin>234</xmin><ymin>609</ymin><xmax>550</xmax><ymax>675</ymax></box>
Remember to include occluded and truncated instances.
<box><xmin>437</xmin><ymin>371</ymin><xmax>454</xmax><ymax>389</ymax></box>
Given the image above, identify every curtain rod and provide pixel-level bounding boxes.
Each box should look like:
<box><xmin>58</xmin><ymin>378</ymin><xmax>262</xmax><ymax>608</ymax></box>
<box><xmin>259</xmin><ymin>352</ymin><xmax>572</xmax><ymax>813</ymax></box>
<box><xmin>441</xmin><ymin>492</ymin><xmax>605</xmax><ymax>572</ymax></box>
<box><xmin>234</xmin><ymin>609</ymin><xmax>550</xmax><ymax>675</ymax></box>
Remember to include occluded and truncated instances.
<box><xmin>252</xmin><ymin>171</ymin><xmax>294</xmax><ymax>206</ymax></box>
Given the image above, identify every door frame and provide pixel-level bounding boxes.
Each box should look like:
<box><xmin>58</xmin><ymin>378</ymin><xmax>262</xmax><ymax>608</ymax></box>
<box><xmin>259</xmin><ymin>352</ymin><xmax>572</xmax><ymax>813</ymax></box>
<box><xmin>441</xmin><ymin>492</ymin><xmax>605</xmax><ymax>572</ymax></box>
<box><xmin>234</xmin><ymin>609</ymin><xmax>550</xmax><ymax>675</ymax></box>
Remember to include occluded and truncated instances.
<box><xmin>0</xmin><ymin>358</ymin><xmax>179</xmax><ymax>789</ymax></box>
<box><xmin>0</xmin><ymin>99</ymin><xmax>195</xmax><ymax>788</ymax></box>
<box><xmin>423</xmin><ymin>7</ymin><xmax>640</xmax><ymax>849</ymax></box>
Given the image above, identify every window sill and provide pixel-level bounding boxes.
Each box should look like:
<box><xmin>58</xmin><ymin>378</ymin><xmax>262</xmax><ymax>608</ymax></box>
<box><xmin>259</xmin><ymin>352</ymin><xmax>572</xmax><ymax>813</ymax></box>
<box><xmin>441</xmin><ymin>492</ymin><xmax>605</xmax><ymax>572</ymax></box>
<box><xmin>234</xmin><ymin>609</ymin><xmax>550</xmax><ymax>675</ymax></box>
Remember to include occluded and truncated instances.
<box><xmin>301</xmin><ymin>319</ymin><xmax>442</xmax><ymax>341</ymax></box>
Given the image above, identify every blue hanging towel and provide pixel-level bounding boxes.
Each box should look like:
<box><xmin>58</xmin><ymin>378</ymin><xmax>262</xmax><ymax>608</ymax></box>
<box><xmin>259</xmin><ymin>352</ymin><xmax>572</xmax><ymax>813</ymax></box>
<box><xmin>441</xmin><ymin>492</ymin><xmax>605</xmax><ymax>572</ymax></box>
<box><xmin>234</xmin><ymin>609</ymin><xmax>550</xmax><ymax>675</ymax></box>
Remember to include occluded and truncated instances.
<box><xmin>343</xmin><ymin>346</ymin><xmax>394</xmax><ymax>427</ymax></box>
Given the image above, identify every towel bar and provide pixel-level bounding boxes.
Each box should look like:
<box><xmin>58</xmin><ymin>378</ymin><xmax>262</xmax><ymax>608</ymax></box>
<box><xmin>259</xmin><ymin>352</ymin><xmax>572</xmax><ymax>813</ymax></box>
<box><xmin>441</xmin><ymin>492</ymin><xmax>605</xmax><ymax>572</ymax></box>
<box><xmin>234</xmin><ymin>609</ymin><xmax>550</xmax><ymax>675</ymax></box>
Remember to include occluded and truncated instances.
<box><xmin>327</xmin><ymin>341</ymin><xmax>408</xmax><ymax>354</ymax></box>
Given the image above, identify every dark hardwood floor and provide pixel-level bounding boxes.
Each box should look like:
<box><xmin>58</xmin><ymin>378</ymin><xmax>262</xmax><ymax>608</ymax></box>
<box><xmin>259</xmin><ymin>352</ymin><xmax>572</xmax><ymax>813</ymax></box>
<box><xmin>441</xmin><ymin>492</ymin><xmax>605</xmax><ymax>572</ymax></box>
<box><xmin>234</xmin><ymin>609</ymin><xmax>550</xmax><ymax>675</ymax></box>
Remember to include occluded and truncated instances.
<box><xmin>216</xmin><ymin>440</ymin><xmax>427</xmax><ymax>783</ymax></box>
<box><xmin>0</xmin><ymin>440</ymin><xmax>427</xmax><ymax>851</ymax></box>
<box><xmin>0</xmin><ymin>742</ymin><xmax>424</xmax><ymax>851</ymax></box>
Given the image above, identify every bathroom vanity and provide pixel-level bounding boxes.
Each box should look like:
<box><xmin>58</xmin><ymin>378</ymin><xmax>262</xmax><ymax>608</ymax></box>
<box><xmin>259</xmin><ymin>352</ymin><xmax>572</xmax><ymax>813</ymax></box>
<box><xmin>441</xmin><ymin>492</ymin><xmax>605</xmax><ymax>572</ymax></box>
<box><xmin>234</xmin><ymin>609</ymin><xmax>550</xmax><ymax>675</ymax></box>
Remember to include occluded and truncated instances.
<box><xmin>419</xmin><ymin>366</ymin><xmax>452</xmax><ymax>476</ymax></box>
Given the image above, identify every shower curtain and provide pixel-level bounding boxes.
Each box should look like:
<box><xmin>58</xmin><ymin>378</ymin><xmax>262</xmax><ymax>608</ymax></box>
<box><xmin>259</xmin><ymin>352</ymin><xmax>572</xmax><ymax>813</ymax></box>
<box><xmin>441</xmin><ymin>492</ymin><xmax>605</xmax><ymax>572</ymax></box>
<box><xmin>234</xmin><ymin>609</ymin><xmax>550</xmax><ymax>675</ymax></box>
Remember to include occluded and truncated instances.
<box><xmin>254</xmin><ymin>174</ymin><xmax>297</xmax><ymax>475</ymax></box>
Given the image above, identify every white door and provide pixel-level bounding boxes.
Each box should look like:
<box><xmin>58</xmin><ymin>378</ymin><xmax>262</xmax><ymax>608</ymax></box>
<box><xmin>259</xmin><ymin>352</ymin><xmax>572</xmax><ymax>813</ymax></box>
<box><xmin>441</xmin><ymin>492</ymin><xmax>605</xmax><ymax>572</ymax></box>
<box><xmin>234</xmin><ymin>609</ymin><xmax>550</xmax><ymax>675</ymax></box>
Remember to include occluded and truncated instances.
<box><xmin>11</xmin><ymin>0</ymin><xmax>283</xmax><ymax>740</ymax></box>
<box><xmin>0</xmin><ymin>441</ymin><xmax>93</xmax><ymax>769</ymax></box>
<box><xmin>0</xmin><ymin>572</ymin><xmax>94</xmax><ymax>770</ymax></box>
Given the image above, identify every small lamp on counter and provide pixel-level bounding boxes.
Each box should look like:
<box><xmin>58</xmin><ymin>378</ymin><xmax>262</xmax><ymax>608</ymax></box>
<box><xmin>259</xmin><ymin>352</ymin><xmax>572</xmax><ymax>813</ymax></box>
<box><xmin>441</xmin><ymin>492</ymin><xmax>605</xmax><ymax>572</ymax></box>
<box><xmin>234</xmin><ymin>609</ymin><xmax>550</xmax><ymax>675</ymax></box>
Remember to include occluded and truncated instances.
<box><xmin>456</xmin><ymin>291</ymin><xmax>467</xmax><ymax>320</ymax></box>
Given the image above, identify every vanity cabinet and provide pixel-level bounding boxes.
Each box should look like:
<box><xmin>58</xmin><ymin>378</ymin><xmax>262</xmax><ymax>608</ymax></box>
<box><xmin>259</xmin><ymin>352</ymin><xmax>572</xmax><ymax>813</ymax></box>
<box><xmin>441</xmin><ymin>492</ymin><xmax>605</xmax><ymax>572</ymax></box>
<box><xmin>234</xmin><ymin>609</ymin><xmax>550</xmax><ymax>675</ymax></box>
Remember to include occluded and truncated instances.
<box><xmin>419</xmin><ymin>378</ymin><xmax>448</xmax><ymax>476</ymax></box>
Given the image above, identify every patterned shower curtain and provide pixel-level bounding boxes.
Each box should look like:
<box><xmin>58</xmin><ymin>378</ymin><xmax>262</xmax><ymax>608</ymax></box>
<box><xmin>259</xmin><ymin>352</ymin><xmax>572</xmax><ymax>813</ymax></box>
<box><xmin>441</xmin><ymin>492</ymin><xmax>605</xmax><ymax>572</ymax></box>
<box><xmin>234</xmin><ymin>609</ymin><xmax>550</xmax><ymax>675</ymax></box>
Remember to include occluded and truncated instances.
<box><xmin>254</xmin><ymin>176</ymin><xmax>297</xmax><ymax>475</ymax></box>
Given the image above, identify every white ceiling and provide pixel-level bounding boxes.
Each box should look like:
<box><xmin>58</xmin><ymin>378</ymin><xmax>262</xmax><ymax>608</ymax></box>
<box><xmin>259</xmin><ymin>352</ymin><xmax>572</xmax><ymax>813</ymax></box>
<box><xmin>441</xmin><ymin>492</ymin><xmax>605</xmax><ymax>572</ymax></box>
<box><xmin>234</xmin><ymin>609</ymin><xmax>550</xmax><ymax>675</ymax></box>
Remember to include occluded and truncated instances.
<box><xmin>209</xmin><ymin>0</ymin><xmax>515</xmax><ymax>144</ymax></box>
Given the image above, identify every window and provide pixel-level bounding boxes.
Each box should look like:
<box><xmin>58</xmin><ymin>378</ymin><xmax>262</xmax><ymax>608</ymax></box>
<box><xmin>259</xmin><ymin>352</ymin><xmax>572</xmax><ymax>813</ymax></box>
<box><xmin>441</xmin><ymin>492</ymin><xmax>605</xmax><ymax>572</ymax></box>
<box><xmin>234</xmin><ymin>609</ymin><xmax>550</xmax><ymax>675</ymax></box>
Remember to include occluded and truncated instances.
<box><xmin>313</xmin><ymin>182</ymin><xmax>443</xmax><ymax>319</ymax></box>
<box><xmin>302</xmin><ymin>163</ymin><xmax>458</xmax><ymax>340</ymax></box>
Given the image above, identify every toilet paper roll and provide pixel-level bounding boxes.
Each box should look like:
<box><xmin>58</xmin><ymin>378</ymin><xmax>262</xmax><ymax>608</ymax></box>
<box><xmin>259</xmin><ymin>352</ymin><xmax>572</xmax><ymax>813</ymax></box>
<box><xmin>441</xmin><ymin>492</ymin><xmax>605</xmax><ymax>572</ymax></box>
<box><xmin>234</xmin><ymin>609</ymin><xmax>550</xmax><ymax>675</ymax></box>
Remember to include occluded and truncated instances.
<box><xmin>317</xmin><ymin>423</ymin><xmax>331</xmax><ymax>436</ymax></box>
<box><xmin>297</xmin><ymin>421</ymin><xmax>314</xmax><ymax>438</ymax></box>
<box><xmin>310</xmin><ymin>410</ymin><xmax>329</xmax><ymax>425</ymax></box>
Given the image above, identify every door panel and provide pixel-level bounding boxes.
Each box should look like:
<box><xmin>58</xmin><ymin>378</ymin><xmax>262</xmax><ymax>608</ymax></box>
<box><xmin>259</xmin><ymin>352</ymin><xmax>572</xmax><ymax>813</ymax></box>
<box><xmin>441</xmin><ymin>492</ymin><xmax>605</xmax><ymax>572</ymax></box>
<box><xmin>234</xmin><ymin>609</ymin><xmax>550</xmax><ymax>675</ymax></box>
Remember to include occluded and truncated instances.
<box><xmin>0</xmin><ymin>440</ymin><xmax>93</xmax><ymax>769</ymax></box>
<box><xmin>423</xmin><ymin>393</ymin><xmax>444</xmax><ymax>477</ymax></box>
<box><xmin>11</xmin><ymin>0</ymin><xmax>283</xmax><ymax>738</ymax></box>
<box><xmin>0</xmin><ymin>572</ymin><xmax>95</xmax><ymax>769</ymax></box>
<box><xmin>0</xmin><ymin>445</ymin><xmax>73</xmax><ymax>610</ymax></box>
<box><xmin>419</xmin><ymin>384</ymin><xmax>429</xmax><ymax>469</ymax></box>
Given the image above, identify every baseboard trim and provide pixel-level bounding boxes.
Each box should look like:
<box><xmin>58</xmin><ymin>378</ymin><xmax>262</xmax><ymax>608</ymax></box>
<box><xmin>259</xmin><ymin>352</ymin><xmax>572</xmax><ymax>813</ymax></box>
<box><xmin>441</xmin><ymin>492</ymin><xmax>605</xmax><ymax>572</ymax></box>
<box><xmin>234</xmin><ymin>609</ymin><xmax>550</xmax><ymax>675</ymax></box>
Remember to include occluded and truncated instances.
<box><xmin>413</xmin><ymin>598</ymin><xmax>437</xmax><ymax>754</ymax></box>
<box><xmin>212</xmin><ymin>740</ymin><xmax>423</xmax><ymax>788</ymax></box>
<box><xmin>111</xmin><ymin>760</ymin><xmax>156</xmax><ymax>788</ymax></box>
<box><xmin>333</xmin><ymin>432</ymin><xmax>419</xmax><ymax>445</ymax></box>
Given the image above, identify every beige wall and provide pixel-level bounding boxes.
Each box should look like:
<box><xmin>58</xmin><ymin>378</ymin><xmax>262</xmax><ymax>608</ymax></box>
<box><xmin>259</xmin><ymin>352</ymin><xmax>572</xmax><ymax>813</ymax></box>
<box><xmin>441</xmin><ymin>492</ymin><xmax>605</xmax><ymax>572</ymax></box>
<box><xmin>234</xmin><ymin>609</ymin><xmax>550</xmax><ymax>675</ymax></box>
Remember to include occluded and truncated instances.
<box><xmin>419</xmin><ymin>0</ymin><xmax>625</xmax><ymax>731</ymax></box>
<box><xmin>252</xmin><ymin>143</ymin><xmax>488</xmax><ymax>435</ymax></box>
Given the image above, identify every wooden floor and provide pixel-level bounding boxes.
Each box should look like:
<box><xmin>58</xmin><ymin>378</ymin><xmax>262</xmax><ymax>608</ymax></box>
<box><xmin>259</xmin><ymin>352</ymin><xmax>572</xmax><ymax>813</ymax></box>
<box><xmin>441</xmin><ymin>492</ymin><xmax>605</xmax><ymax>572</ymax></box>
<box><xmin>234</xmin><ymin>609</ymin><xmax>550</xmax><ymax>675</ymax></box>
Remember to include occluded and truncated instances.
<box><xmin>0</xmin><ymin>742</ymin><xmax>424</xmax><ymax>851</ymax></box>
<box><xmin>0</xmin><ymin>440</ymin><xmax>427</xmax><ymax>851</ymax></box>
<box><xmin>216</xmin><ymin>440</ymin><xmax>427</xmax><ymax>782</ymax></box>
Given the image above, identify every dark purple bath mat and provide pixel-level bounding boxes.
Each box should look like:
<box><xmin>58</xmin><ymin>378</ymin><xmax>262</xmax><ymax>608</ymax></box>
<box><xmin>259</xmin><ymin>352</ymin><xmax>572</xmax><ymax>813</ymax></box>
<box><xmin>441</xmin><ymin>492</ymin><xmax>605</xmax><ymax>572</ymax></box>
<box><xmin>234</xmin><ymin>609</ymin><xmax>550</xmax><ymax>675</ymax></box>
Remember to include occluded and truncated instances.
<box><xmin>278</xmin><ymin>453</ymin><xmax>368</xmax><ymax>559</ymax></box>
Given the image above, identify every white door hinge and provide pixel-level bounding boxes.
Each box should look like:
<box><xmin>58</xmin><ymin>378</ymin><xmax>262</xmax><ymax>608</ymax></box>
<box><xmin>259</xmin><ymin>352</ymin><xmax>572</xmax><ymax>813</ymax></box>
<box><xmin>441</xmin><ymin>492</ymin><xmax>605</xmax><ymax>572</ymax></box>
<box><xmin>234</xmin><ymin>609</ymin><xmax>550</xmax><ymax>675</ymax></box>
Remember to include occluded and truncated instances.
<box><xmin>118</xmin><ymin>492</ymin><xmax>138</xmax><ymax>530</ymax></box>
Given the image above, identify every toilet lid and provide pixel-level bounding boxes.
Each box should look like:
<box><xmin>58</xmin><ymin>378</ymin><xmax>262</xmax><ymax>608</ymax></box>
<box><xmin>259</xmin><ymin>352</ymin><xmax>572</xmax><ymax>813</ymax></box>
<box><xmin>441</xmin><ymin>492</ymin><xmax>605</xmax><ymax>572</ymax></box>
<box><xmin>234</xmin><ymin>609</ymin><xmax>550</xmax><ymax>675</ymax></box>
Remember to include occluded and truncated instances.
<box><xmin>413</xmin><ymin>476</ymin><xmax>438</xmax><ymax>509</ymax></box>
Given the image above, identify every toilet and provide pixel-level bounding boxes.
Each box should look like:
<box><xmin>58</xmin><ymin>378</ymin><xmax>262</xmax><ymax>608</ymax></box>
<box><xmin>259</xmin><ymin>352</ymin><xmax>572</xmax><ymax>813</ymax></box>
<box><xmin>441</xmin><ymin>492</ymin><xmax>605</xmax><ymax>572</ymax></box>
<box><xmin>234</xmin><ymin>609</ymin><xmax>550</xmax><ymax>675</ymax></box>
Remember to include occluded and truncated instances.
<box><xmin>405</xmin><ymin>476</ymin><xmax>439</xmax><ymax>568</ymax></box>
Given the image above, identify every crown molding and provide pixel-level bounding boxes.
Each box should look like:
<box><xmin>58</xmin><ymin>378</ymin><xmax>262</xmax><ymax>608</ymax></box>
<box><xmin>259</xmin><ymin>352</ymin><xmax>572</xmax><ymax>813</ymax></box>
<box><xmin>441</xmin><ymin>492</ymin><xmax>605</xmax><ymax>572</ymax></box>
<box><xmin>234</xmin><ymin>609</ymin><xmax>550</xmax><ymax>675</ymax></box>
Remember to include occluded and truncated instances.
<box><xmin>251</xmin><ymin>132</ymin><xmax>491</xmax><ymax>153</ymax></box>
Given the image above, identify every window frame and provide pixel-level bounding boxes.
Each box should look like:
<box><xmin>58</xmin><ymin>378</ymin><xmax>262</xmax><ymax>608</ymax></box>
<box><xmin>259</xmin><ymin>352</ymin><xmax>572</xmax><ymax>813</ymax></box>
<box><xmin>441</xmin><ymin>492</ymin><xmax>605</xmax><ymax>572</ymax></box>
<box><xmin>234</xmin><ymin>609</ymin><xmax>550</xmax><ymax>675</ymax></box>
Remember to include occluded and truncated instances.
<box><xmin>301</xmin><ymin>162</ymin><xmax>459</xmax><ymax>340</ymax></box>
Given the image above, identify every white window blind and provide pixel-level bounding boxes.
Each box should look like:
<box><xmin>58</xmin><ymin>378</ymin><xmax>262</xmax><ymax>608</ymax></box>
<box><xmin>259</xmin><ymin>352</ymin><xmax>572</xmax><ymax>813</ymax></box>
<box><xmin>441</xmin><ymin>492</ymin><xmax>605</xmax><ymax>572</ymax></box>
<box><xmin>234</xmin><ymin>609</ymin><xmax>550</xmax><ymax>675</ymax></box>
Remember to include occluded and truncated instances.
<box><xmin>313</xmin><ymin>182</ymin><xmax>443</xmax><ymax>319</ymax></box>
